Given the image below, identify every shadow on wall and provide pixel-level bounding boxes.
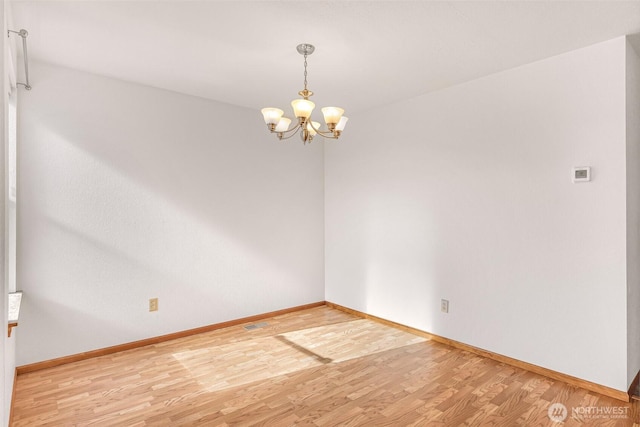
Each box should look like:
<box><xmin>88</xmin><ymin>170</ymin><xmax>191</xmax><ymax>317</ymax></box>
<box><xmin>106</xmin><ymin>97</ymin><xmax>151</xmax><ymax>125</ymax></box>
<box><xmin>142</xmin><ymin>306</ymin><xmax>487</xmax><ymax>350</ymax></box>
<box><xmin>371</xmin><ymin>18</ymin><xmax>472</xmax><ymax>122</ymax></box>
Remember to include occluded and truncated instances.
<box><xmin>16</xmin><ymin>63</ymin><xmax>325</xmax><ymax>364</ymax></box>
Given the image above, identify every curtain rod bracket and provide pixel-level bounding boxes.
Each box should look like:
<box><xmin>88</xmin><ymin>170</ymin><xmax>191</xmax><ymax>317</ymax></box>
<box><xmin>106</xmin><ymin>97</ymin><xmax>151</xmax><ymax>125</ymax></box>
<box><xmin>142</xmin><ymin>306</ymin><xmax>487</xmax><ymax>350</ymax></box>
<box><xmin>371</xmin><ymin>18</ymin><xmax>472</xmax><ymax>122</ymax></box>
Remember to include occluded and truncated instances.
<box><xmin>8</xmin><ymin>28</ymin><xmax>31</xmax><ymax>90</ymax></box>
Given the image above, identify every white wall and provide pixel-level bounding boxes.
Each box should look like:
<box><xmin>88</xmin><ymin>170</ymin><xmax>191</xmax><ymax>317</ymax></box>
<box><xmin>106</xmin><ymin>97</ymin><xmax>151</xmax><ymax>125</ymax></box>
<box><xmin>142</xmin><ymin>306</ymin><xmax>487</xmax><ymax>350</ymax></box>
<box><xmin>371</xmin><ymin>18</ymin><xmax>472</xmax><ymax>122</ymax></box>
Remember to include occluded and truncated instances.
<box><xmin>326</xmin><ymin>38</ymin><xmax>629</xmax><ymax>391</ymax></box>
<box><xmin>627</xmin><ymin>38</ymin><xmax>640</xmax><ymax>388</ymax></box>
<box><xmin>4</xmin><ymin>90</ymin><xmax>15</xmax><ymax>427</ymax></box>
<box><xmin>0</xmin><ymin>0</ymin><xmax>6</xmax><ymax>423</ymax></box>
<box><xmin>4</xmin><ymin>2</ymin><xmax>18</xmax><ymax>422</ymax></box>
<box><xmin>1</xmin><ymin>1</ymin><xmax>17</xmax><ymax>424</ymax></box>
<box><xmin>16</xmin><ymin>62</ymin><xmax>325</xmax><ymax>365</ymax></box>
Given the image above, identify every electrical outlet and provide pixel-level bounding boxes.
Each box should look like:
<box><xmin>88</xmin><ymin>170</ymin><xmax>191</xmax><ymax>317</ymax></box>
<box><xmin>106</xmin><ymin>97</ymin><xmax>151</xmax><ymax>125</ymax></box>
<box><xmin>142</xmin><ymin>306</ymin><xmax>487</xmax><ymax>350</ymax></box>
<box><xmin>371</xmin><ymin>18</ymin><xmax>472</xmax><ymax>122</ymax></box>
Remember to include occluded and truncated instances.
<box><xmin>149</xmin><ymin>298</ymin><xmax>158</xmax><ymax>312</ymax></box>
<box><xmin>441</xmin><ymin>299</ymin><xmax>449</xmax><ymax>313</ymax></box>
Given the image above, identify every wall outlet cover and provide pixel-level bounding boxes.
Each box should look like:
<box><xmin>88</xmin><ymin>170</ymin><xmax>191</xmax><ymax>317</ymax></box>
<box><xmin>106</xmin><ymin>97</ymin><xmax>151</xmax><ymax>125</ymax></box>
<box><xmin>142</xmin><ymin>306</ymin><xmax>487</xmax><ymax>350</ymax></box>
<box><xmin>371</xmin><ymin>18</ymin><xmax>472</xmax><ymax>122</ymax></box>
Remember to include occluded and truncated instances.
<box><xmin>441</xmin><ymin>299</ymin><xmax>449</xmax><ymax>313</ymax></box>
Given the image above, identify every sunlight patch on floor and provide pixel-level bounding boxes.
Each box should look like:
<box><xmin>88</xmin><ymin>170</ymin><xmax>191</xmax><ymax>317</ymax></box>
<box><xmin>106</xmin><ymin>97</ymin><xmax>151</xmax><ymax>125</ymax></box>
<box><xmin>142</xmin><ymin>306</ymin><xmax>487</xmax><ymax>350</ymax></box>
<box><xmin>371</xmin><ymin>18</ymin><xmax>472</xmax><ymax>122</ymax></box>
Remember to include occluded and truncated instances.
<box><xmin>172</xmin><ymin>319</ymin><xmax>426</xmax><ymax>393</ymax></box>
<box><xmin>279</xmin><ymin>319</ymin><xmax>426</xmax><ymax>363</ymax></box>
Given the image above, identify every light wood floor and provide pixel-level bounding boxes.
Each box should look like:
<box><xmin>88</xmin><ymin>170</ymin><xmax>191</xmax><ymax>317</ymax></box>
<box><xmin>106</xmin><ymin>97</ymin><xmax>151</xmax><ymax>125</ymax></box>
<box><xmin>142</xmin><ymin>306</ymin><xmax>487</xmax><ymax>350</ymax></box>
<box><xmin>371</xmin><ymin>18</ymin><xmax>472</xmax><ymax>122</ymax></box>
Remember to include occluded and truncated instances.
<box><xmin>11</xmin><ymin>306</ymin><xmax>640</xmax><ymax>426</ymax></box>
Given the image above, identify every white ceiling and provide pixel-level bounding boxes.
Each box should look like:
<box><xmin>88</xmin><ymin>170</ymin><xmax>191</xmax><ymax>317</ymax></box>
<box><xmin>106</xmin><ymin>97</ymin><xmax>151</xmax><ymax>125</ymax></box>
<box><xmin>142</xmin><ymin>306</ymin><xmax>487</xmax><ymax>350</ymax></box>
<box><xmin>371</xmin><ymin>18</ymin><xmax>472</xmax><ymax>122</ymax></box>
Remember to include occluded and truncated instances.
<box><xmin>10</xmin><ymin>1</ymin><xmax>640</xmax><ymax>114</ymax></box>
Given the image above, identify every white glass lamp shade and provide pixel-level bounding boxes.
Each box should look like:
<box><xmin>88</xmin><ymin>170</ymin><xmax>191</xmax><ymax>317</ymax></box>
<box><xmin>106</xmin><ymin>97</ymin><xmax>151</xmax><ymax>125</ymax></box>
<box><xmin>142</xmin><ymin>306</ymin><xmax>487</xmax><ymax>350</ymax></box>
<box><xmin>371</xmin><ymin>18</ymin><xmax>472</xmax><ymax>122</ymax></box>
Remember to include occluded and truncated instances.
<box><xmin>321</xmin><ymin>107</ymin><xmax>344</xmax><ymax>125</ymax></box>
<box><xmin>306</xmin><ymin>121</ymin><xmax>321</xmax><ymax>136</ymax></box>
<box><xmin>275</xmin><ymin>117</ymin><xmax>291</xmax><ymax>132</ymax></box>
<box><xmin>291</xmin><ymin>99</ymin><xmax>315</xmax><ymax>119</ymax></box>
<box><xmin>261</xmin><ymin>108</ymin><xmax>284</xmax><ymax>125</ymax></box>
<box><xmin>335</xmin><ymin>116</ymin><xmax>349</xmax><ymax>131</ymax></box>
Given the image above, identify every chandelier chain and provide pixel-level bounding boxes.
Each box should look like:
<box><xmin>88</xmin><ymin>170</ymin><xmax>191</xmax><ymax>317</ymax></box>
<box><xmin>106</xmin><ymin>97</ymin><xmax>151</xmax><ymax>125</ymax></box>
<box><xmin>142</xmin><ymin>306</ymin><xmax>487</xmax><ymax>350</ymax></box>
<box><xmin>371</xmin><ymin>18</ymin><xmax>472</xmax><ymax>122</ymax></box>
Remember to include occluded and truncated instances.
<box><xmin>303</xmin><ymin>53</ymin><xmax>308</xmax><ymax>91</ymax></box>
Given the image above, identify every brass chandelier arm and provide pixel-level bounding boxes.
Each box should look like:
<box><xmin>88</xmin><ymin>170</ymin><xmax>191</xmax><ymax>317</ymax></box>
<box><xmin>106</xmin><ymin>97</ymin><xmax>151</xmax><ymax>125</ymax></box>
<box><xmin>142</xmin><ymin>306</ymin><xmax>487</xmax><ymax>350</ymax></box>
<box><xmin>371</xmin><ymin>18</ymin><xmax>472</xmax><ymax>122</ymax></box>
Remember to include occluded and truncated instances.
<box><xmin>307</xmin><ymin>120</ymin><xmax>340</xmax><ymax>139</ymax></box>
<box><xmin>276</xmin><ymin>124</ymin><xmax>302</xmax><ymax>136</ymax></box>
<box><xmin>271</xmin><ymin>123</ymin><xmax>302</xmax><ymax>138</ymax></box>
<box><xmin>277</xmin><ymin>130</ymin><xmax>303</xmax><ymax>141</ymax></box>
<box><xmin>274</xmin><ymin>125</ymin><xmax>301</xmax><ymax>140</ymax></box>
<box><xmin>270</xmin><ymin>122</ymin><xmax>304</xmax><ymax>140</ymax></box>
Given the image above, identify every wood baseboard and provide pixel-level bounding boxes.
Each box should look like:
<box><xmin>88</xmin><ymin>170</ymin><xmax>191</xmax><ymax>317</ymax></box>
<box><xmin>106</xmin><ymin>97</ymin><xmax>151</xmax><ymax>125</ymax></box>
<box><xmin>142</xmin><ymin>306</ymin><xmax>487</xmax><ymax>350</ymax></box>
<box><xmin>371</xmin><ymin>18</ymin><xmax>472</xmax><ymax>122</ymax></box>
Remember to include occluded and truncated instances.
<box><xmin>16</xmin><ymin>301</ymin><xmax>325</xmax><ymax>375</ymax></box>
<box><xmin>325</xmin><ymin>301</ymin><xmax>630</xmax><ymax>402</ymax></box>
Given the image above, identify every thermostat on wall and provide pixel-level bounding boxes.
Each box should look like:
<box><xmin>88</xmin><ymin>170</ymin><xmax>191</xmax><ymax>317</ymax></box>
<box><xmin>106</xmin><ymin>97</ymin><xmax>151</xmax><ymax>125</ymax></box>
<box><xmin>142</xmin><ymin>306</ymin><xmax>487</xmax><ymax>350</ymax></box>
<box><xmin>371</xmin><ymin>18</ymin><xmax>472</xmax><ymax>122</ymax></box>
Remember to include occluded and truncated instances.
<box><xmin>572</xmin><ymin>166</ymin><xmax>591</xmax><ymax>183</ymax></box>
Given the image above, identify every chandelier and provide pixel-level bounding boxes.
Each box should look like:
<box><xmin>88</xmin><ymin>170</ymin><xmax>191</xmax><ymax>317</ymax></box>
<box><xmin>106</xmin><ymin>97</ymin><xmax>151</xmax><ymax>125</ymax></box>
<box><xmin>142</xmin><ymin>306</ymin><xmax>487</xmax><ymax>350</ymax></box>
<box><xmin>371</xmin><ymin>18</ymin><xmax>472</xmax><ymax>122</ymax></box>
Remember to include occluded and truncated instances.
<box><xmin>261</xmin><ymin>44</ymin><xmax>348</xmax><ymax>144</ymax></box>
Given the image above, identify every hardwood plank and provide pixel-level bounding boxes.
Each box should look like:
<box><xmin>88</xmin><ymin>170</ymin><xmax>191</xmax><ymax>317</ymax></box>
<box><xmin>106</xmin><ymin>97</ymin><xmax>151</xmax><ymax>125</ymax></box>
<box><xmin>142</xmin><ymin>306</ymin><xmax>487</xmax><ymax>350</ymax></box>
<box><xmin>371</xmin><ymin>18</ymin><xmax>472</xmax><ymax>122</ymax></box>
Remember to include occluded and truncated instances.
<box><xmin>327</xmin><ymin>301</ymin><xmax>631</xmax><ymax>402</ymax></box>
<box><xmin>16</xmin><ymin>301</ymin><xmax>326</xmax><ymax>375</ymax></box>
<box><xmin>12</xmin><ymin>306</ymin><xmax>640</xmax><ymax>426</ymax></box>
